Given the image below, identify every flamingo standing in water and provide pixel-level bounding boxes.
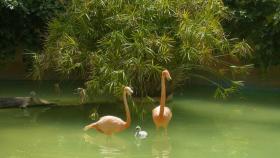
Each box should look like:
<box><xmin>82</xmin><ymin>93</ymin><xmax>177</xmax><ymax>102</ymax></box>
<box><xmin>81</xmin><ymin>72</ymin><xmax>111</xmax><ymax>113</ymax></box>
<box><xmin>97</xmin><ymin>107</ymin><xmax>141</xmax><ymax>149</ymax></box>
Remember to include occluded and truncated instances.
<box><xmin>83</xmin><ymin>86</ymin><xmax>133</xmax><ymax>136</ymax></box>
<box><xmin>152</xmin><ymin>70</ymin><xmax>172</xmax><ymax>132</ymax></box>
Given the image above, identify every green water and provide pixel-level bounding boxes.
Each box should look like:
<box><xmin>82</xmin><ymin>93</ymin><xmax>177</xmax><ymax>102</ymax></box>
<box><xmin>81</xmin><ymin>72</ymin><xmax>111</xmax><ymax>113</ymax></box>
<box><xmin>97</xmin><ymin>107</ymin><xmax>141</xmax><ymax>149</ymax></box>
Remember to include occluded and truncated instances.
<box><xmin>1</xmin><ymin>81</ymin><xmax>280</xmax><ymax>158</ymax></box>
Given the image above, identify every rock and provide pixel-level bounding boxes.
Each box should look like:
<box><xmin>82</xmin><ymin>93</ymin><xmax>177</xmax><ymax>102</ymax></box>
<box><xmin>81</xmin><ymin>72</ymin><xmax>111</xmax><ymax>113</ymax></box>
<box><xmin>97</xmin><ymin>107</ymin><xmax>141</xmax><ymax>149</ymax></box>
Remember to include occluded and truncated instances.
<box><xmin>0</xmin><ymin>97</ymin><xmax>53</xmax><ymax>108</ymax></box>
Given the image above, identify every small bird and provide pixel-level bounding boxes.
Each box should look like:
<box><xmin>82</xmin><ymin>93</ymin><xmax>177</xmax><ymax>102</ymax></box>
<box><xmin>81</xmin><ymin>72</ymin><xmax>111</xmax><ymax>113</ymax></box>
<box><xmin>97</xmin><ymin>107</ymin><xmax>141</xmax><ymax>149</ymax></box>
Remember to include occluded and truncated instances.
<box><xmin>135</xmin><ymin>126</ymin><xmax>148</xmax><ymax>139</ymax></box>
<box><xmin>75</xmin><ymin>87</ymin><xmax>87</xmax><ymax>104</ymax></box>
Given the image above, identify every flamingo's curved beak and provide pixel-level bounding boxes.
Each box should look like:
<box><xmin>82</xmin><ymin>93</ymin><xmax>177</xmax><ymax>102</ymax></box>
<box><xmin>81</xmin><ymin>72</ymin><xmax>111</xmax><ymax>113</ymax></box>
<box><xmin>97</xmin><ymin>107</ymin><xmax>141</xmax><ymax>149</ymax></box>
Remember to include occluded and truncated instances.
<box><xmin>125</xmin><ymin>87</ymin><xmax>133</xmax><ymax>95</ymax></box>
<box><xmin>167</xmin><ymin>75</ymin><xmax>172</xmax><ymax>81</ymax></box>
<box><xmin>166</xmin><ymin>72</ymin><xmax>172</xmax><ymax>81</ymax></box>
<box><xmin>163</xmin><ymin>70</ymin><xmax>172</xmax><ymax>81</ymax></box>
<box><xmin>83</xmin><ymin>125</ymin><xmax>91</xmax><ymax>131</ymax></box>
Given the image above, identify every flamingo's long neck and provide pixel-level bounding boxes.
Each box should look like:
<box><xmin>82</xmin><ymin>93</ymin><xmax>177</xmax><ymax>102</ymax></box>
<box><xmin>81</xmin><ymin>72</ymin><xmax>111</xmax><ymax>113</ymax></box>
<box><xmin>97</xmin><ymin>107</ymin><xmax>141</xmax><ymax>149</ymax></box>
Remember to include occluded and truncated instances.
<box><xmin>159</xmin><ymin>74</ymin><xmax>166</xmax><ymax>116</ymax></box>
<box><xmin>123</xmin><ymin>91</ymin><xmax>131</xmax><ymax>128</ymax></box>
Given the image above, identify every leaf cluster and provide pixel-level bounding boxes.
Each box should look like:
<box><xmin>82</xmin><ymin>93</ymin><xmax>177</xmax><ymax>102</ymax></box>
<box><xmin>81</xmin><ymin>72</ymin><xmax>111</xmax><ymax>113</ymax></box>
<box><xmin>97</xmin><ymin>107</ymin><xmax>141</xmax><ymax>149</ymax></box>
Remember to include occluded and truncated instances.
<box><xmin>224</xmin><ymin>0</ymin><xmax>280</xmax><ymax>69</ymax></box>
<box><xmin>0</xmin><ymin>0</ymin><xmax>64</xmax><ymax>67</ymax></box>
<box><xmin>35</xmin><ymin>0</ymin><xmax>252</xmax><ymax>99</ymax></box>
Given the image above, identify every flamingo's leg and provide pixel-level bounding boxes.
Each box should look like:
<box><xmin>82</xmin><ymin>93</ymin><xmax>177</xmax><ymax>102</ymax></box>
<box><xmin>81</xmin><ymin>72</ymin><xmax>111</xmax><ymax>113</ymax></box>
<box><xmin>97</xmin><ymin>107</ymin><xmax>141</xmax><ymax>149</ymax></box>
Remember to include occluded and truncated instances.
<box><xmin>106</xmin><ymin>135</ymin><xmax>112</xmax><ymax>144</ymax></box>
<box><xmin>164</xmin><ymin>127</ymin><xmax>168</xmax><ymax>136</ymax></box>
<box><xmin>155</xmin><ymin>125</ymin><xmax>160</xmax><ymax>135</ymax></box>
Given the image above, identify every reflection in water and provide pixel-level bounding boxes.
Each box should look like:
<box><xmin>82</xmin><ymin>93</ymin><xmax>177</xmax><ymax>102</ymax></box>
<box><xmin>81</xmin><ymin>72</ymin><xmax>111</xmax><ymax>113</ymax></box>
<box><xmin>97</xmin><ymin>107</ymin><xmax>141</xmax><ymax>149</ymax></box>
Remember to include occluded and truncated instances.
<box><xmin>134</xmin><ymin>138</ymin><xmax>142</xmax><ymax>148</ymax></box>
<box><xmin>83</xmin><ymin>133</ymin><xmax>127</xmax><ymax>158</ymax></box>
<box><xmin>22</xmin><ymin>108</ymin><xmax>31</xmax><ymax>117</ymax></box>
<box><xmin>17</xmin><ymin>107</ymin><xmax>51</xmax><ymax>123</ymax></box>
<box><xmin>99</xmin><ymin>145</ymin><xmax>122</xmax><ymax>158</ymax></box>
<box><xmin>89</xmin><ymin>107</ymin><xmax>99</xmax><ymax>121</ymax></box>
<box><xmin>152</xmin><ymin>135</ymin><xmax>172</xmax><ymax>158</ymax></box>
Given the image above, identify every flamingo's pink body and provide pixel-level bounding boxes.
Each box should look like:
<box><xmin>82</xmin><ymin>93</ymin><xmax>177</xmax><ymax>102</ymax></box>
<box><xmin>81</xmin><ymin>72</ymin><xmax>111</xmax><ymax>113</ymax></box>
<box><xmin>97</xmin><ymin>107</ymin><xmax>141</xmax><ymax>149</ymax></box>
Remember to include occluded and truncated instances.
<box><xmin>152</xmin><ymin>70</ymin><xmax>172</xmax><ymax>129</ymax></box>
<box><xmin>152</xmin><ymin>106</ymin><xmax>172</xmax><ymax>129</ymax></box>
<box><xmin>84</xmin><ymin>87</ymin><xmax>132</xmax><ymax>136</ymax></box>
<box><xmin>84</xmin><ymin>116</ymin><xmax>127</xmax><ymax>135</ymax></box>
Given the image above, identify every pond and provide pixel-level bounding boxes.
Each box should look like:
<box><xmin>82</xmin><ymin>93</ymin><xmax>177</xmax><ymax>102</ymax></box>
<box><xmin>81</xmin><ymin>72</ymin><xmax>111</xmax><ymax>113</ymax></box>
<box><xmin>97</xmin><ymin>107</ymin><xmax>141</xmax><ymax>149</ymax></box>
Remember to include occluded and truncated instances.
<box><xmin>0</xmin><ymin>81</ymin><xmax>280</xmax><ymax>158</ymax></box>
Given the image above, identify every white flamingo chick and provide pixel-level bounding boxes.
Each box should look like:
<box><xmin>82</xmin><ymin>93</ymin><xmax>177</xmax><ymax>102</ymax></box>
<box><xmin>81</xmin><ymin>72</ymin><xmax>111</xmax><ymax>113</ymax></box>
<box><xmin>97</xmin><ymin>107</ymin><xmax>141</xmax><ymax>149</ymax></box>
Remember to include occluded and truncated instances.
<box><xmin>135</xmin><ymin>126</ymin><xmax>148</xmax><ymax>139</ymax></box>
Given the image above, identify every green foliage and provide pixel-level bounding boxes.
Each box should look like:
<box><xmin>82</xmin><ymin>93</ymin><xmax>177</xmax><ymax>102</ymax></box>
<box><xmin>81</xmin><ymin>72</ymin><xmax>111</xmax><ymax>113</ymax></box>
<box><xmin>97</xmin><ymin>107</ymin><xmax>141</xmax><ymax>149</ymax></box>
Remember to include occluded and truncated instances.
<box><xmin>35</xmin><ymin>0</ymin><xmax>252</xmax><ymax>99</ymax></box>
<box><xmin>0</xmin><ymin>0</ymin><xmax>64</xmax><ymax>67</ymax></box>
<box><xmin>224</xmin><ymin>0</ymin><xmax>280</xmax><ymax>69</ymax></box>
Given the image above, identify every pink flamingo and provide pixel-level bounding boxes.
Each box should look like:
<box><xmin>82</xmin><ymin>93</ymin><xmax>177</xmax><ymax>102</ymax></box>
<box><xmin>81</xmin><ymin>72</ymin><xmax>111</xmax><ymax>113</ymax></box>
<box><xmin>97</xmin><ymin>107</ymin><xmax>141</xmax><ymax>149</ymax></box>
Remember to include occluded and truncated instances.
<box><xmin>152</xmin><ymin>70</ymin><xmax>172</xmax><ymax>132</ymax></box>
<box><xmin>83</xmin><ymin>86</ymin><xmax>133</xmax><ymax>136</ymax></box>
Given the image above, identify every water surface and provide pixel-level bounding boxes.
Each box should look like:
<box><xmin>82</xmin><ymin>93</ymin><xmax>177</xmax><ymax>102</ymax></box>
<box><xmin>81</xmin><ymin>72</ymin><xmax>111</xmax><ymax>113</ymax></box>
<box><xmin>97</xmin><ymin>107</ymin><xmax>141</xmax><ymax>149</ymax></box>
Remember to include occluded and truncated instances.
<box><xmin>0</xmin><ymin>82</ymin><xmax>280</xmax><ymax>158</ymax></box>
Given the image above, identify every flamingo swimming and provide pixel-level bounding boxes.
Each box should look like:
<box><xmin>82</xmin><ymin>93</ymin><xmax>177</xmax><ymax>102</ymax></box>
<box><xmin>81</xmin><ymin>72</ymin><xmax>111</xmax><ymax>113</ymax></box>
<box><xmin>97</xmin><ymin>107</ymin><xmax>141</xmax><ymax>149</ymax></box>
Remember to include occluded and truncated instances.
<box><xmin>83</xmin><ymin>86</ymin><xmax>133</xmax><ymax>136</ymax></box>
<box><xmin>152</xmin><ymin>70</ymin><xmax>172</xmax><ymax>132</ymax></box>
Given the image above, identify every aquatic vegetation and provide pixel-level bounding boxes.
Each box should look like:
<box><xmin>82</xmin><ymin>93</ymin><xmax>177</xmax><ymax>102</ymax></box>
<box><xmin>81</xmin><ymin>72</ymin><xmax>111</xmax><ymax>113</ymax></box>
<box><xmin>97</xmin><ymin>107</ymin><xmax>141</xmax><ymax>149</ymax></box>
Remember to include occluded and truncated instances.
<box><xmin>131</xmin><ymin>101</ymin><xmax>147</xmax><ymax>122</ymax></box>
<box><xmin>33</xmin><ymin>0</ymin><xmax>252</xmax><ymax>99</ymax></box>
<box><xmin>89</xmin><ymin>107</ymin><xmax>99</xmax><ymax>121</ymax></box>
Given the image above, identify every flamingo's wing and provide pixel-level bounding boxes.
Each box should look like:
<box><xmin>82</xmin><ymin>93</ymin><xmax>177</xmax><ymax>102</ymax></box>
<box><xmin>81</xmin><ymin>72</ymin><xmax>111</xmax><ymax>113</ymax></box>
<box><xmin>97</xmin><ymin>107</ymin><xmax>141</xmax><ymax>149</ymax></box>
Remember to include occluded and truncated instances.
<box><xmin>153</xmin><ymin>106</ymin><xmax>172</xmax><ymax>118</ymax></box>
<box><xmin>96</xmin><ymin>116</ymin><xmax>126</xmax><ymax>133</ymax></box>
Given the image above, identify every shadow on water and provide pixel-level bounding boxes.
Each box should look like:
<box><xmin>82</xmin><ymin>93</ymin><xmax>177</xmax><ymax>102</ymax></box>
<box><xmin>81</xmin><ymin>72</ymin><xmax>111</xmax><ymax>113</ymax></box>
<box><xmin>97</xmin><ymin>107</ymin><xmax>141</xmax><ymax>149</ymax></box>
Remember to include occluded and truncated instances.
<box><xmin>172</xmin><ymin>94</ymin><xmax>280</xmax><ymax>132</ymax></box>
<box><xmin>178</xmin><ymin>85</ymin><xmax>280</xmax><ymax>107</ymax></box>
